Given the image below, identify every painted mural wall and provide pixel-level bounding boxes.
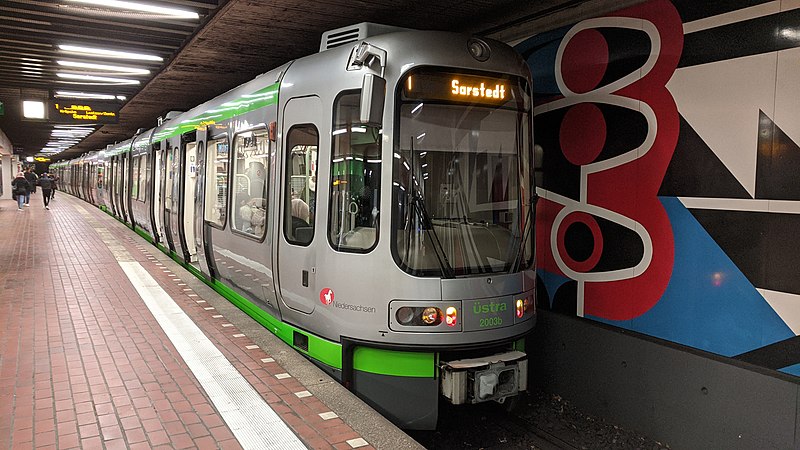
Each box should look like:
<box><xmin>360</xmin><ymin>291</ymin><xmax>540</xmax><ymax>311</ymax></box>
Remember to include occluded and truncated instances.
<box><xmin>516</xmin><ymin>0</ymin><xmax>800</xmax><ymax>376</ymax></box>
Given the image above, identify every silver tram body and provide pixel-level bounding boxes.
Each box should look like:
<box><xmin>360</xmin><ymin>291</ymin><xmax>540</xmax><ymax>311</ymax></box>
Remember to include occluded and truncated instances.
<box><xmin>52</xmin><ymin>24</ymin><xmax>536</xmax><ymax>429</ymax></box>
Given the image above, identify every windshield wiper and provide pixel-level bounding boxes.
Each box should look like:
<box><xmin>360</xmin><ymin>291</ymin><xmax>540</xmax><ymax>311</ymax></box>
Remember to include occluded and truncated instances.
<box><xmin>509</xmin><ymin>192</ymin><xmax>539</xmax><ymax>274</ymax></box>
<box><xmin>432</xmin><ymin>216</ymin><xmax>491</xmax><ymax>226</ymax></box>
<box><xmin>411</xmin><ymin>191</ymin><xmax>456</xmax><ymax>279</ymax></box>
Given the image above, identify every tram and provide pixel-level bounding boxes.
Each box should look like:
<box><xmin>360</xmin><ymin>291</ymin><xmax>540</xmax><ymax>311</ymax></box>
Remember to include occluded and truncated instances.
<box><xmin>52</xmin><ymin>23</ymin><xmax>536</xmax><ymax>429</ymax></box>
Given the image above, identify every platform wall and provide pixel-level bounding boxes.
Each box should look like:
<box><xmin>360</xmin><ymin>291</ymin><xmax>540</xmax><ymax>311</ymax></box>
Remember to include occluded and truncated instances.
<box><xmin>512</xmin><ymin>0</ymin><xmax>800</xmax><ymax>378</ymax></box>
<box><xmin>529</xmin><ymin>310</ymin><xmax>800</xmax><ymax>449</ymax></box>
<box><xmin>502</xmin><ymin>0</ymin><xmax>800</xmax><ymax>446</ymax></box>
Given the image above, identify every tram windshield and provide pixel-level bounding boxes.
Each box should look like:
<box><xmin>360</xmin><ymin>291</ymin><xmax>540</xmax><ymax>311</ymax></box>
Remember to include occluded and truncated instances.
<box><xmin>392</xmin><ymin>67</ymin><xmax>534</xmax><ymax>278</ymax></box>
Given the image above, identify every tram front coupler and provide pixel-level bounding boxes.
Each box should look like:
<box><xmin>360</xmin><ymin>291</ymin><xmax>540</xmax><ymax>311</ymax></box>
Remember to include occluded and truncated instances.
<box><xmin>440</xmin><ymin>350</ymin><xmax>528</xmax><ymax>405</ymax></box>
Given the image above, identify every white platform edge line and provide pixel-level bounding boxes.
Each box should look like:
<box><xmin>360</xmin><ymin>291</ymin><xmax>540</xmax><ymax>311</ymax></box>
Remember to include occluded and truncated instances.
<box><xmin>118</xmin><ymin>261</ymin><xmax>307</xmax><ymax>450</ymax></box>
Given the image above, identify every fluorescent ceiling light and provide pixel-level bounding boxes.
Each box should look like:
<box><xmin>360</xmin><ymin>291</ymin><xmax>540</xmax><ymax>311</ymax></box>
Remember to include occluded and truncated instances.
<box><xmin>55</xmin><ymin>90</ymin><xmax>116</xmax><ymax>100</ymax></box>
<box><xmin>53</xmin><ymin>125</ymin><xmax>94</xmax><ymax>130</ymax></box>
<box><xmin>67</xmin><ymin>0</ymin><xmax>199</xmax><ymax>19</ymax></box>
<box><xmin>23</xmin><ymin>100</ymin><xmax>45</xmax><ymax>119</ymax></box>
<box><xmin>57</xmin><ymin>60</ymin><xmax>150</xmax><ymax>75</ymax></box>
<box><xmin>57</xmin><ymin>72</ymin><xmax>140</xmax><ymax>85</ymax></box>
<box><xmin>55</xmin><ymin>91</ymin><xmax>126</xmax><ymax>101</ymax></box>
<box><xmin>59</xmin><ymin>44</ymin><xmax>163</xmax><ymax>62</ymax></box>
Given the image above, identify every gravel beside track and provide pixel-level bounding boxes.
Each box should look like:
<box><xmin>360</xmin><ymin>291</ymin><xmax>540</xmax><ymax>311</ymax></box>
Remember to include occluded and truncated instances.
<box><xmin>409</xmin><ymin>389</ymin><xmax>671</xmax><ymax>450</ymax></box>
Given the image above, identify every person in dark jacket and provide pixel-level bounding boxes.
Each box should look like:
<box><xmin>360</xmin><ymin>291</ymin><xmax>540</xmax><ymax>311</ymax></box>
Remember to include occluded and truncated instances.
<box><xmin>12</xmin><ymin>172</ymin><xmax>29</xmax><ymax>210</ymax></box>
<box><xmin>23</xmin><ymin>168</ymin><xmax>37</xmax><ymax>204</ymax></box>
<box><xmin>39</xmin><ymin>173</ymin><xmax>54</xmax><ymax>210</ymax></box>
<box><xmin>50</xmin><ymin>173</ymin><xmax>58</xmax><ymax>200</ymax></box>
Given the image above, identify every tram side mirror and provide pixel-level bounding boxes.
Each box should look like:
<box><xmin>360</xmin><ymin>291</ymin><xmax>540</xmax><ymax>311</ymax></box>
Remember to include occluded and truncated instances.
<box><xmin>360</xmin><ymin>73</ymin><xmax>386</xmax><ymax>126</ymax></box>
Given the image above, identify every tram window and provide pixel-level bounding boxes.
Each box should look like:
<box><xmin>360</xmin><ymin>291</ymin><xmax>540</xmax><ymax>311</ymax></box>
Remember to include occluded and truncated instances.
<box><xmin>165</xmin><ymin>147</ymin><xmax>176</xmax><ymax>209</ymax></box>
<box><xmin>131</xmin><ymin>155</ymin><xmax>147</xmax><ymax>202</ymax></box>
<box><xmin>140</xmin><ymin>154</ymin><xmax>149</xmax><ymax>202</ymax></box>
<box><xmin>131</xmin><ymin>156</ymin><xmax>139</xmax><ymax>200</ymax></box>
<box><xmin>328</xmin><ymin>92</ymin><xmax>381</xmax><ymax>252</ymax></box>
<box><xmin>283</xmin><ymin>124</ymin><xmax>318</xmax><ymax>246</ymax></box>
<box><xmin>204</xmin><ymin>138</ymin><xmax>229</xmax><ymax>228</ymax></box>
<box><xmin>232</xmin><ymin>130</ymin><xmax>270</xmax><ymax>238</ymax></box>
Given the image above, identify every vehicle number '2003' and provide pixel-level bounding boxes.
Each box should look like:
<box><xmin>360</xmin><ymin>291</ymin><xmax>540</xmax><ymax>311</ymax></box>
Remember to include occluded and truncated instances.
<box><xmin>479</xmin><ymin>317</ymin><xmax>503</xmax><ymax>328</ymax></box>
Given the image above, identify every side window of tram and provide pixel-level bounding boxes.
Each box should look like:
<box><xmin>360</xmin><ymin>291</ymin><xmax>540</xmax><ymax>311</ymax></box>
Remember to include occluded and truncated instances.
<box><xmin>131</xmin><ymin>155</ymin><xmax>147</xmax><ymax>202</ymax></box>
<box><xmin>139</xmin><ymin>154</ymin><xmax>148</xmax><ymax>201</ymax></box>
<box><xmin>165</xmin><ymin>147</ymin><xmax>176</xmax><ymax>209</ymax></box>
<box><xmin>204</xmin><ymin>138</ymin><xmax>229</xmax><ymax>228</ymax></box>
<box><xmin>329</xmin><ymin>92</ymin><xmax>381</xmax><ymax>252</ymax></box>
<box><xmin>283</xmin><ymin>125</ymin><xmax>318</xmax><ymax>246</ymax></box>
<box><xmin>232</xmin><ymin>130</ymin><xmax>269</xmax><ymax>238</ymax></box>
<box><xmin>131</xmin><ymin>156</ymin><xmax>140</xmax><ymax>199</ymax></box>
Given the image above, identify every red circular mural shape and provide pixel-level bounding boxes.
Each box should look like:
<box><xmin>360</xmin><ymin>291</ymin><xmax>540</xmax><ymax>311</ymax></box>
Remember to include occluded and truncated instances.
<box><xmin>560</xmin><ymin>103</ymin><xmax>607</xmax><ymax>166</ymax></box>
<box><xmin>561</xmin><ymin>28</ymin><xmax>609</xmax><ymax>94</ymax></box>
<box><xmin>556</xmin><ymin>211</ymin><xmax>603</xmax><ymax>273</ymax></box>
<box><xmin>320</xmin><ymin>288</ymin><xmax>334</xmax><ymax>305</ymax></box>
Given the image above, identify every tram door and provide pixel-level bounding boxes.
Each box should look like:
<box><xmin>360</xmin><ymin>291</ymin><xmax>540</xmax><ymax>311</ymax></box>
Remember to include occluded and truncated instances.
<box><xmin>87</xmin><ymin>162</ymin><xmax>95</xmax><ymax>204</ymax></box>
<box><xmin>182</xmin><ymin>141</ymin><xmax>199</xmax><ymax>263</ymax></box>
<box><xmin>164</xmin><ymin>145</ymin><xmax>178</xmax><ymax>253</ymax></box>
<box><xmin>150</xmin><ymin>142</ymin><xmax>166</xmax><ymax>246</ymax></box>
<box><xmin>115</xmin><ymin>155</ymin><xmax>128</xmax><ymax>223</ymax></box>
<box><xmin>108</xmin><ymin>158</ymin><xmax>117</xmax><ymax>216</ymax></box>
<box><xmin>193</xmin><ymin>130</ymin><xmax>213</xmax><ymax>278</ymax></box>
<box><xmin>277</xmin><ymin>96</ymin><xmax>322</xmax><ymax>314</ymax></box>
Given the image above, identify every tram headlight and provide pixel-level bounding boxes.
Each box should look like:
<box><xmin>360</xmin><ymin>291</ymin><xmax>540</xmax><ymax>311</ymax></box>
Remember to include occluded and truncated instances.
<box><xmin>396</xmin><ymin>306</ymin><xmax>415</xmax><ymax>325</ymax></box>
<box><xmin>445</xmin><ymin>306</ymin><xmax>457</xmax><ymax>327</ymax></box>
<box><xmin>516</xmin><ymin>296</ymin><xmax>535</xmax><ymax>318</ymax></box>
<box><xmin>525</xmin><ymin>296</ymin><xmax>535</xmax><ymax>315</ymax></box>
<box><xmin>391</xmin><ymin>302</ymin><xmax>458</xmax><ymax>329</ymax></box>
<box><xmin>421</xmin><ymin>307</ymin><xmax>441</xmax><ymax>325</ymax></box>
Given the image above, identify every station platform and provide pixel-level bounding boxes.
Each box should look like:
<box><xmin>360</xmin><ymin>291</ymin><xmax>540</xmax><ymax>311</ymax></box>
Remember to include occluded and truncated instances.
<box><xmin>0</xmin><ymin>192</ymin><xmax>423</xmax><ymax>450</ymax></box>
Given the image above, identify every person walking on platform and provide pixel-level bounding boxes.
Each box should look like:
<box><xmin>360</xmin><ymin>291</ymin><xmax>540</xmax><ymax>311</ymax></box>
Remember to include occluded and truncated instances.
<box><xmin>39</xmin><ymin>173</ymin><xmax>54</xmax><ymax>210</ymax></box>
<box><xmin>23</xmin><ymin>168</ymin><xmax>37</xmax><ymax>205</ymax></box>
<box><xmin>11</xmin><ymin>172</ymin><xmax>30</xmax><ymax>211</ymax></box>
<box><xmin>50</xmin><ymin>173</ymin><xmax>58</xmax><ymax>200</ymax></box>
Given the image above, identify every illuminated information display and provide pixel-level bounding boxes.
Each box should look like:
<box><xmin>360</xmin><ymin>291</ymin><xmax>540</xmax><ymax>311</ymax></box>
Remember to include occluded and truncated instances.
<box><xmin>401</xmin><ymin>69</ymin><xmax>522</xmax><ymax>106</ymax></box>
<box><xmin>51</xmin><ymin>101</ymin><xmax>120</xmax><ymax>124</ymax></box>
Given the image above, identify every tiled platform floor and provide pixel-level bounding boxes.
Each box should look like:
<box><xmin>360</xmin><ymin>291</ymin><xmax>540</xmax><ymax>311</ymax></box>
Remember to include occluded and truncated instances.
<box><xmin>0</xmin><ymin>193</ymin><xmax>401</xmax><ymax>450</ymax></box>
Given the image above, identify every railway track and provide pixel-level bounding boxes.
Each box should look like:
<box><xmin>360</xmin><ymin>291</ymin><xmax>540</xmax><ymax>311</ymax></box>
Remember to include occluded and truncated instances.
<box><xmin>408</xmin><ymin>390</ymin><xmax>666</xmax><ymax>450</ymax></box>
<box><xmin>408</xmin><ymin>394</ymin><xmax>580</xmax><ymax>449</ymax></box>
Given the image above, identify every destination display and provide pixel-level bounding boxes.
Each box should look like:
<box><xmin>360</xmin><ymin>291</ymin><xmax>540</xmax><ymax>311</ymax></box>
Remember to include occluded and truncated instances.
<box><xmin>401</xmin><ymin>68</ymin><xmax>523</xmax><ymax>106</ymax></box>
<box><xmin>51</xmin><ymin>101</ymin><xmax>119</xmax><ymax>124</ymax></box>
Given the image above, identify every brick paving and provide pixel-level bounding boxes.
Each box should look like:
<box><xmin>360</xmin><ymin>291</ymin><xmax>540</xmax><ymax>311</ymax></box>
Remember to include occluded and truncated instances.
<box><xmin>0</xmin><ymin>195</ymin><xmax>374</xmax><ymax>450</ymax></box>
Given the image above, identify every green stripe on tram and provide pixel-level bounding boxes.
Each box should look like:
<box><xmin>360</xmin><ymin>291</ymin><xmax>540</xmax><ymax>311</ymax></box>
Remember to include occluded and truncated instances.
<box><xmin>133</xmin><ymin>226</ymin><xmax>153</xmax><ymax>243</ymax></box>
<box><xmin>204</xmin><ymin>278</ymin><xmax>344</xmax><ymax>370</ymax></box>
<box><xmin>152</xmin><ymin>83</ymin><xmax>279</xmax><ymax>143</ymax></box>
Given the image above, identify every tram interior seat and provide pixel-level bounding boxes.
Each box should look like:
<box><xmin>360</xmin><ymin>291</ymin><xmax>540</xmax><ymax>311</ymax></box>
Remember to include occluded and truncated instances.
<box><xmin>293</xmin><ymin>216</ymin><xmax>313</xmax><ymax>244</ymax></box>
<box><xmin>340</xmin><ymin>227</ymin><xmax>376</xmax><ymax>249</ymax></box>
<box><xmin>240</xmin><ymin>197</ymin><xmax>267</xmax><ymax>234</ymax></box>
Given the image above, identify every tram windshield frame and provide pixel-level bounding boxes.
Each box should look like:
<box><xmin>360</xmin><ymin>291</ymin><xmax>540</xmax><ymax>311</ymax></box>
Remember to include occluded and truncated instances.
<box><xmin>391</xmin><ymin>66</ymin><xmax>534</xmax><ymax>278</ymax></box>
